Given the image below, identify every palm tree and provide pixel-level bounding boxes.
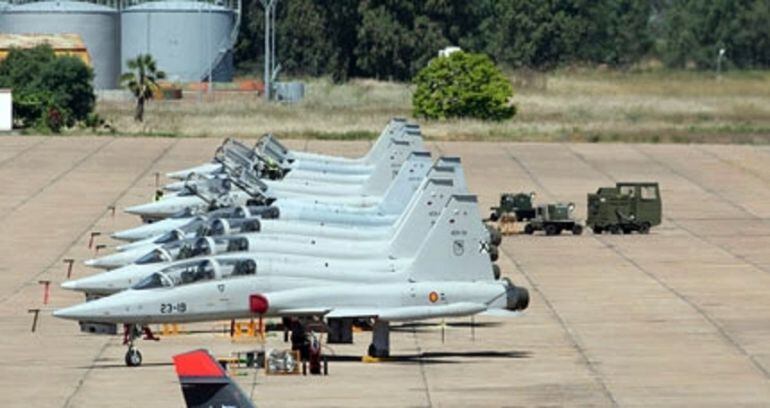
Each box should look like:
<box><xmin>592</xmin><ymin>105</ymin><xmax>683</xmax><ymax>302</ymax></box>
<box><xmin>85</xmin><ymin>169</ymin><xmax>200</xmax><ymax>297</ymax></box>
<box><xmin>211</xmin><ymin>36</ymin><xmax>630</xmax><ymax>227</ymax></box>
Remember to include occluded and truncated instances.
<box><xmin>120</xmin><ymin>54</ymin><xmax>166</xmax><ymax>122</ymax></box>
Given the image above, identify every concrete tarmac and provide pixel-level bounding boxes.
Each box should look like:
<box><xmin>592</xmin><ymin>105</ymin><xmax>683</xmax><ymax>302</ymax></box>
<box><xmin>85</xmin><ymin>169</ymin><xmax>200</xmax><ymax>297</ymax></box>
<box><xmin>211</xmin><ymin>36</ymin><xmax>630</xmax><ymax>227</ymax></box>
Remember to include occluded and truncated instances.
<box><xmin>0</xmin><ymin>137</ymin><xmax>769</xmax><ymax>407</ymax></box>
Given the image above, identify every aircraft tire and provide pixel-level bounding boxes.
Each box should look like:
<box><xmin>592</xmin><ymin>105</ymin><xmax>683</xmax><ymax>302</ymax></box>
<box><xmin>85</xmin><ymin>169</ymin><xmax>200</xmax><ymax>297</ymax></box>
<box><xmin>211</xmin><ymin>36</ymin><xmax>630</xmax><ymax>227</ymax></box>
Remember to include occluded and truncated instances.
<box><xmin>125</xmin><ymin>348</ymin><xmax>142</xmax><ymax>367</ymax></box>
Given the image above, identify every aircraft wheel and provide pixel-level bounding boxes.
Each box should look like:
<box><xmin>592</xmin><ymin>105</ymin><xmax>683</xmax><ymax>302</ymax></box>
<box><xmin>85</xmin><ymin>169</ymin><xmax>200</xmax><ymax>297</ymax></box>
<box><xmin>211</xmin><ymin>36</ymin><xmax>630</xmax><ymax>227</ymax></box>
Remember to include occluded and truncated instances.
<box><xmin>125</xmin><ymin>348</ymin><xmax>142</xmax><ymax>367</ymax></box>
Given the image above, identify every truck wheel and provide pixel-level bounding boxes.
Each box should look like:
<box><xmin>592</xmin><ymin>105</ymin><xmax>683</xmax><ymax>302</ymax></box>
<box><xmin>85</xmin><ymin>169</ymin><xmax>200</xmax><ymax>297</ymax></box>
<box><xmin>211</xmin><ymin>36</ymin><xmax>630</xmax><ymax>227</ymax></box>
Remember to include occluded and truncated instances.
<box><xmin>572</xmin><ymin>225</ymin><xmax>583</xmax><ymax>235</ymax></box>
<box><xmin>609</xmin><ymin>225</ymin><xmax>622</xmax><ymax>235</ymax></box>
<box><xmin>489</xmin><ymin>212</ymin><xmax>499</xmax><ymax>222</ymax></box>
<box><xmin>639</xmin><ymin>222</ymin><xmax>651</xmax><ymax>234</ymax></box>
<box><xmin>544</xmin><ymin>224</ymin><xmax>558</xmax><ymax>236</ymax></box>
<box><xmin>524</xmin><ymin>224</ymin><xmax>535</xmax><ymax>235</ymax></box>
<box><xmin>592</xmin><ymin>226</ymin><xmax>603</xmax><ymax>234</ymax></box>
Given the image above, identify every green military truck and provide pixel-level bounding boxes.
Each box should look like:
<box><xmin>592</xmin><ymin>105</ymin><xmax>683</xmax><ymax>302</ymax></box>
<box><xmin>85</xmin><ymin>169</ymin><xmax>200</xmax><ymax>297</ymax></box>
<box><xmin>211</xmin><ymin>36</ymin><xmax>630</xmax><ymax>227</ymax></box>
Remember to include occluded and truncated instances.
<box><xmin>489</xmin><ymin>192</ymin><xmax>537</xmax><ymax>221</ymax></box>
<box><xmin>587</xmin><ymin>182</ymin><xmax>662</xmax><ymax>234</ymax></box>
<box><xmin>524</xmin><ymin>202</ymin><xmax>583</xmax><ymax>236</ymax></box>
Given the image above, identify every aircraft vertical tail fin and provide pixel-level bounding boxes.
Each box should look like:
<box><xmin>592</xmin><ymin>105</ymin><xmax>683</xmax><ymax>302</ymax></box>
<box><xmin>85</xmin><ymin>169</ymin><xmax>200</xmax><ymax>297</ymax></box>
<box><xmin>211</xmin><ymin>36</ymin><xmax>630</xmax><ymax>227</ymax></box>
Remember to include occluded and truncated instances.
<box><xmin>406</xmin><ymin>195</ymin><xmax>495</xmax><ymax>282</ymax></box>
<box><xmin>361</xmin><ymin>118</ymin><xmax>408</xmax><ymax>163</ymax></box>
<box><xmin>377</xmin><ymin>151</ymin><xmax>433</xmax><ymax>214</ymax></box>
<box><xmin>435</xmin><ymin>157</ymin><xmax>466</xmax><ymax>191</ymax></box>
<box><xmin>386</xmin><ymin>161</ymin><xmax>470</xmax><ymax>256</ymax></box>
<box><xmin>173</xmin><ymin>349</ymin><xmax>254</xmax><ymax>408</ymax></box>
<box><xmin>359</xmin><ymin>125</ymin><xmax>424</xmax><ymax>195</ymax></box>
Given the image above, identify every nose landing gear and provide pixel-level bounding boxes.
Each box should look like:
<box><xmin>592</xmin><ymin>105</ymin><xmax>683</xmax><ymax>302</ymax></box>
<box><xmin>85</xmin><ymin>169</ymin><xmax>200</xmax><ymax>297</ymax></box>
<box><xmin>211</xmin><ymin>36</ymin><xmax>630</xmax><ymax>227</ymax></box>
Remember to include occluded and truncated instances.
<box><xmin>122</xmin><ymin>324</ymin><xmax>159</xmax><ymax>367</ymax></box>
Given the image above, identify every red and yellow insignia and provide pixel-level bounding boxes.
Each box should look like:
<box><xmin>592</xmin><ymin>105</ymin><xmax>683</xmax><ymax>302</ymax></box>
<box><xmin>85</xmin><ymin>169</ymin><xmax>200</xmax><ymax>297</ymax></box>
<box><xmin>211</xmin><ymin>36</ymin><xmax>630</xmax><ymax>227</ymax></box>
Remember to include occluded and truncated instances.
<box><xmin>428</xmin><ymin>291</ymin><xmax>439</xmax><ymax>303</ymax></box>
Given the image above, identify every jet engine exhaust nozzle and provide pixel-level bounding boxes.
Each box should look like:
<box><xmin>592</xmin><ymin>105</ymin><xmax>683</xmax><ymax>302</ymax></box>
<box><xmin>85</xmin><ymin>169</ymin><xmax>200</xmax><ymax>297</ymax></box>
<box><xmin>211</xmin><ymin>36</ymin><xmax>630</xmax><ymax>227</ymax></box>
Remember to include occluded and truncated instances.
<box><xmin>505</xmin><ymin>285</ymin><xmax>530</xmax><ymax>312</ymax></box>
<box><xmin>486</xmin><ymin>225</ymin><xmax>502</xmax><ymax>246</ymax></box>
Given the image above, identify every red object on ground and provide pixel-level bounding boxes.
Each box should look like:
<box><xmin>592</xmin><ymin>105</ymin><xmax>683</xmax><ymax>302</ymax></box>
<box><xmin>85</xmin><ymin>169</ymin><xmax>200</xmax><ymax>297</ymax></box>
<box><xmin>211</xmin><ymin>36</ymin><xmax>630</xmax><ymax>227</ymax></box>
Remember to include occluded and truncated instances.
<box><xmin>39</xmin><ymin>280</ymin><xmax>50</xmax><ymax>304</ymax></box>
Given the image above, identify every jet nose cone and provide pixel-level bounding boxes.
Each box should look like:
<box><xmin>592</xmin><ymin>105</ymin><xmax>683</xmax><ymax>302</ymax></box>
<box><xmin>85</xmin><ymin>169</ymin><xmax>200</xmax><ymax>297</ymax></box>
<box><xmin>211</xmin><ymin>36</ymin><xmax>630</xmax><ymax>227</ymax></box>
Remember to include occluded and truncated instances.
<box><xmin>163</xmin><ymin>180</ymin><xmax>186</xmax><ymax>191</ymax></box>
<box><xmin>60</xmin><ymin>280</ymin><xmax>78</xmax><ymax>290</ymax></box>
<box><xmin>111</xmin><ymin>229</ymin><xmax>140</xmax><ymax>242</ymax></box>
<box><xmin>125</xmin><ymin>202</ymin><xmax>169</xmax><ymax>218</ymax></box>
<box><xmin>83</xmin><ymin>251</ymin><xmax>134</xmax><ymax>270</ymax></box>
<box><xmin>53</xmin><ymin>303</ymin><xmax>95</xmax><ymax>321</ymax></box>
<box><xmin>58</xmin><ymin>272</ymin><xmax>125</xmax><ymax>294</ymax></box>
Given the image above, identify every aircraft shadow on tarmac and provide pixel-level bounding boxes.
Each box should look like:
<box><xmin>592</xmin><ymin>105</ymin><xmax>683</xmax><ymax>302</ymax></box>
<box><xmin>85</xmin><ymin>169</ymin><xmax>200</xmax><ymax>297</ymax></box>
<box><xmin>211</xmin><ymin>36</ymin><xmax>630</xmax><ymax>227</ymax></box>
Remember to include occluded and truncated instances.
<box><xmin>392</xmin><ymin>321</ymin><xmax>504</xmax><ymax>333</ymax></box>
<box><xmin>83</xmin><ymin>361</ymin><xmax>175</xmax><ymax>370</ymax></box>
<box><xmin>327</xmin><ymin>350</ymin><xmax>531</xmax><ymax>365</ymax></box>
<box><xmin>83</xmin><ymin>350</ymin><xmax>530</xmax><ymax>369</ymax></box>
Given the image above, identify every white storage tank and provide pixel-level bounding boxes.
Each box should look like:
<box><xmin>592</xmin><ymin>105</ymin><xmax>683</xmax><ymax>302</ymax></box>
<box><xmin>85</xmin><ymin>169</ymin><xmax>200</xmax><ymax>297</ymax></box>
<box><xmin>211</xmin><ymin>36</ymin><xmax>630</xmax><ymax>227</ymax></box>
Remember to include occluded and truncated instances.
<box><xmin>121</xmin><ymin>1</ymin><xmax>236</xmax><ymax>82</ymax></box>
<box><xmin>0</xmin><ymin>1</ymin><xmax>121</xmax><ymax>89</ymax></box>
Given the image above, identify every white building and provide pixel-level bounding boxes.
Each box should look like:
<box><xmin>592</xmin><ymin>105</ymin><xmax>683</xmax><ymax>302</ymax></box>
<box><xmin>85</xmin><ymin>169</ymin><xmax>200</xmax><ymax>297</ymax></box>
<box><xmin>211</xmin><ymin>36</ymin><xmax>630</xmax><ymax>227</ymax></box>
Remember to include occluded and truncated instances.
<box><xmin>0</xmin><ymin>90</ymin><xmax>11</xmax><ymax>131</ymax></box>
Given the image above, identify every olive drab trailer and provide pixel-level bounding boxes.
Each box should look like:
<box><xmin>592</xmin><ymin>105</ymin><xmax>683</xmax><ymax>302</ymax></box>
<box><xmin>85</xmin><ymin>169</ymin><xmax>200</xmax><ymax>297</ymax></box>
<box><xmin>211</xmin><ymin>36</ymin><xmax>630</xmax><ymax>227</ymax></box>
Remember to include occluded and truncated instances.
<box><xmin>587</xmin><ymin>182</ymin><xmax>662</xmax><ymax>234</ymax></box>
<box><xmin>488</xmin><ymin>192</ymin><xmax>536</xmax><ymax>222</ymax></box>
<box><xmin>523</xmin><ymin>202</ymin><xmax>583</xmax><ymax>236</ymax></box>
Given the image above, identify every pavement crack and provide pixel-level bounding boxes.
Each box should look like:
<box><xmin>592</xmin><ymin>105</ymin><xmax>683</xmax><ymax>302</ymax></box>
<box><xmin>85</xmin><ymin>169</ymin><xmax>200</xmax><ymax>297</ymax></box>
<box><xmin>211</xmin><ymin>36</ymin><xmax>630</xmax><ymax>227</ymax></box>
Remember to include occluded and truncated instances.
<box><xmin>411</xmin><ymin>327</ymin><xmax>434</xmax><ymax>408</ymax></box>
<box><xmin>499</xmin><ymin>247</ymin><xmax>619</xmax><ymax>407</ymax></box>
<box><xmin>0</xmin><ymin>138</ymin><xmax>115</xmax><ymax>224</ymax></box>
<box><xmin>1</xmin><ymin>139</ymin><xmax>179</xmax><ymax>305</ymax></box>
<box><xmin>564</xmin><ymin>143</ymin><xmax>770</xmax><ymax>379</ymax></box>
<box><xmin>61</xmin><ymin>339</ymin><xmax>112</xmax><ymax>408</ymax></box>
<box><xmin>597</xmin><ymin>233</ymin><xmax>770</xmax><ymax>380</ymax></box>
<box><xmin>630</xmin><ymin>144</ymin><xmax>762</xmax><ymax>220</ymax></box>
<box><xmin>0</xmin><ymin>138</ymin><xmax>48</xmax><ymax>169</ymax></box>
<box><xmin>502</xmin><ymin>147</ymin><xmax>619</xmax><ymax>406</ymax></box>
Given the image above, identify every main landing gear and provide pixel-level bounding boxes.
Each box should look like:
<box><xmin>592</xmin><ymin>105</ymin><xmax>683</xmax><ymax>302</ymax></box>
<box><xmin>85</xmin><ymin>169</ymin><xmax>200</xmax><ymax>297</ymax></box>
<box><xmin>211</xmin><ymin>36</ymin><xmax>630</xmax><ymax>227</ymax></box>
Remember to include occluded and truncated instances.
<box><xmin>367</xmin><ymin>320</ymin><xmax>390</xmax><ymax>358</ymax></box>
<box><xmin>122</xmin><ymin>324</ymin><xmax>159</xmax><ymax>367</ymax></box>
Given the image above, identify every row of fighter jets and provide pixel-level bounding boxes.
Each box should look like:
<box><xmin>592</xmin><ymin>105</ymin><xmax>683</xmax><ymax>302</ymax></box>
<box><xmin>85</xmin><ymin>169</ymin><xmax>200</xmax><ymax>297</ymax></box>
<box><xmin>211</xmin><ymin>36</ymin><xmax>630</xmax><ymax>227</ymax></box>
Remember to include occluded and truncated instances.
<box><xmin>54</xmin><ymin>118</ymin><xmax>530</xmax><ymax>366</ymax></box>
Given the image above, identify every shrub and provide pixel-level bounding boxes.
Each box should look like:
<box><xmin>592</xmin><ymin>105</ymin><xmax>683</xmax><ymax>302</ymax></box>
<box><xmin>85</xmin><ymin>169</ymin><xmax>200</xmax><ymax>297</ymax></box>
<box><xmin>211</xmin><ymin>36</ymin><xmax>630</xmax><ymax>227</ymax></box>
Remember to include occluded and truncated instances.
<box><xmin>0</xmin><ymin>45</ymin><xmax>95</xmax><ymax>131</ymax></box>
<box><xmin>412</xmin><ymin>51</ymin><xmax>515</xmax><ymax>121</ymax></box>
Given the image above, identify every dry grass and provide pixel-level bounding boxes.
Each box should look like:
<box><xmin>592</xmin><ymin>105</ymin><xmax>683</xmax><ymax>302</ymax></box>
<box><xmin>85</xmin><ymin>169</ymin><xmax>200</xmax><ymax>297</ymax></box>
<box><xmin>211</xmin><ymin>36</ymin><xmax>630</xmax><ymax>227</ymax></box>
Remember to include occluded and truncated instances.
<box><xmin>89</xmin><ymin>70</ymin><xmax>770</xmax><ymax>143</ymax></box>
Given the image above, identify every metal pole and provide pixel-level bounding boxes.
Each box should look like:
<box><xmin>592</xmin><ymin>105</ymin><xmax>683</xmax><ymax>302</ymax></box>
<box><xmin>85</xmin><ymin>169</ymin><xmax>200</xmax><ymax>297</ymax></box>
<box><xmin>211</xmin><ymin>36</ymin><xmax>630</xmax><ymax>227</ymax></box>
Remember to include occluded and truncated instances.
<box><xmin>271</xmin><ymin>0</ymin><xmax>277</xmax><ymax>74</ymax></box>
<box><xmin>263</xmin><ymin>0</ymin><xmax>271</xmax><ymax>101</ymax></box>
<box><xmin>208</xmin><ymin>2</ymin><xmax>212</xmax><ymax>93</ymax></box>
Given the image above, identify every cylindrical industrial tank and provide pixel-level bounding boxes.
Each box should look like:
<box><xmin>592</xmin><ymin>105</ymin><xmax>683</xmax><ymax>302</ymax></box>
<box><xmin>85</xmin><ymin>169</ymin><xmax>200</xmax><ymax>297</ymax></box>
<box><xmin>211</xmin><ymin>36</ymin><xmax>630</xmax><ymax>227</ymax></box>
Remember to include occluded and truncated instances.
<box><xmin>0</xmin><ymin>1</ymin><xmax>121</xmax><ymax>89</ymax></box>
<box><xmin>121</xmin><ymin>1</ymin><xmax>236</xmax><ymax>83</ymax></box>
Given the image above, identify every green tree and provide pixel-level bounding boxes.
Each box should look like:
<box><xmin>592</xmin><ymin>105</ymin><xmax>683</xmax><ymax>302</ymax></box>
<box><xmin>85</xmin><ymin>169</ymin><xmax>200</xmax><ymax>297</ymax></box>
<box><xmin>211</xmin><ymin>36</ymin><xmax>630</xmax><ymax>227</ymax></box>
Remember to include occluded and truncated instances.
<box><xmin>276</xmin><ymin>0</ymin><xmax>333</xmax><ymax>76</ymax></box>
<box><xmin>663</xmin><ymin>0</ymin><xmax>770</xmax><ymax>69</ymax></box>
<box><xmin>121</xmin><ymin>54</ymin><xmax>166</xmax><ymax>122</ymax></box>
<box><xmin>0</xmin><ymin>45</ymin><xmax>94</xmax><ymax>131</ymax></box>
<box><xmin>412</xmin><ymin>51</ymin><xmax>515</xmax><ymax>121</ymax></box>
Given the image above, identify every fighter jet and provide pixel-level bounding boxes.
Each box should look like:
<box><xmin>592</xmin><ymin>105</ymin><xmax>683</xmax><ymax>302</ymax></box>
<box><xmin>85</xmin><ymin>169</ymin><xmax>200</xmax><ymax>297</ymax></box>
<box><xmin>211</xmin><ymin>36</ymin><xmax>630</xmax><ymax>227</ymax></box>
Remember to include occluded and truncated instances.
<box><xmin>167</xmin><ymin>118</ymin><xmax>420</xmax><ymax>181</ymax></box>
<box><xmin>106</xmin><ymin>153</ymin><xmax>464</xmax><ymax>262</ymax></box>
<box><xmin>173</xmin><ymin>349</ymin><xmax>255</xmax><ymax>408</ymax></box>
<box><xmin>55</xmin><ymin>195</ymin><xmax>528</xmax><ymax>366</ymax></box>
<box><xmin>64</xmin><ymin>171</ymin><xmax>500</xmax><ymax>295</ymax></box>
<box><xmin>128</xmin><ymin>120</ymin><xmax>424</xmax><ymax>221</ymax></box>
<box><xmin>86</xmin><ymin>158</ymin><xmax>489</xmax><ymax>272</ymax></box>
<box><xmin>123</xmin><ymin>144</ymin><xmax>431</xmax><ymax>222</ymax></box>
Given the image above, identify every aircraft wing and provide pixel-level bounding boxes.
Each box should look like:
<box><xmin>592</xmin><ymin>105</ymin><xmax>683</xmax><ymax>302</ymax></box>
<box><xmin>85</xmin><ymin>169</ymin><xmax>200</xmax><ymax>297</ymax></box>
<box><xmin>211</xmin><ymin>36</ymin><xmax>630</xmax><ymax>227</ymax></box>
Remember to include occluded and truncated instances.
<box><xmin>322</xmin><ymin>302</ymin><xmax>487</xmax><ymax>322</ymax></box>
<box><xmin>173</xmin><ymin>349</ymin><xmax>255</xmax><ymax>408</ymax></box>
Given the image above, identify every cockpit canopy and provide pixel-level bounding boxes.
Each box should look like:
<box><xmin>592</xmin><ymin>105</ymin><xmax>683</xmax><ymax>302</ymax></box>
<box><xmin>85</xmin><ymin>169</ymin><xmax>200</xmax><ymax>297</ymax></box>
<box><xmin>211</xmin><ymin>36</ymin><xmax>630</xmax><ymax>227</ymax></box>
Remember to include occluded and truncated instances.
<box><xmin>154</xmin><ymin>229</ymin><xmax>185</xmax><ymax>245</ymax></box>
<box><xmin>131</xmin><ymin>258</ymin><xmax>257</xmax><ymax>290</ymax></box>
<box><xmin>135</xmin><ymin>248</ymin><xmax>172</xmax><ymax>265</ymax></box>
<box><xmin>208</xmin><ymin>218</ymin><xmax>260</xmax><ymax>237</ymax></box>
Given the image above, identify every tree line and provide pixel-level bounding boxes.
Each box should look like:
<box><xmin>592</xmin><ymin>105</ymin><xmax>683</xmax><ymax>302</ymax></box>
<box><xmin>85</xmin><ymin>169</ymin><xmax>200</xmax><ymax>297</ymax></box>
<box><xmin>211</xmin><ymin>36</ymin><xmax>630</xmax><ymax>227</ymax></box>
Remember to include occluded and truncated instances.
<box><xmin>234</xmin><ymin>0</ymin><xmax>770</xmax><ymax>81</ymax></box>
